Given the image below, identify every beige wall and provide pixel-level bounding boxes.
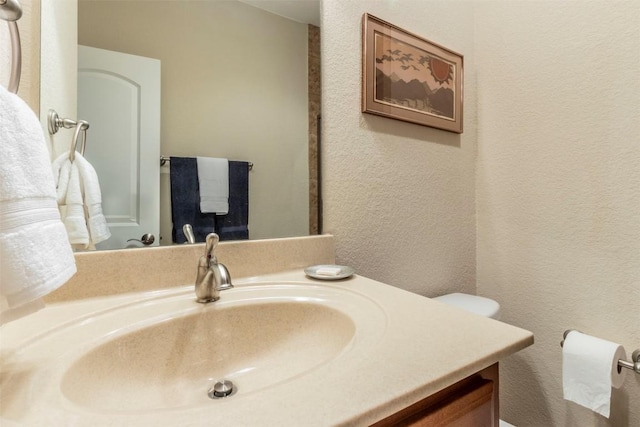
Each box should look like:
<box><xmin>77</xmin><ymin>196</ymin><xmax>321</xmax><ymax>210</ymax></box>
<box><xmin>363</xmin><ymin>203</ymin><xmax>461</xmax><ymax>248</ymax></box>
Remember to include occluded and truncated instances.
<box><xmin>321</xmin><ymin>0</ymin><xmax>477</xmax><ymax>297</ymax></box>
<box><xmin>78</xmin><ymin>0</ymin><xmax>309</xmax><ymax>242</ymax></box>
<box><xmin>475</xmin><ymin>1</ymin><xmax>640</xmax><ymax>426</ymax></box>
<box><xmin>323</xmin><ymin>0</ymin><xmax>639</xmax><ymax>425</ymax></box>
<box><xmin>40</xmin><ymin>0</ymin><xmax>77</xmax><ymax>158</ymax></box>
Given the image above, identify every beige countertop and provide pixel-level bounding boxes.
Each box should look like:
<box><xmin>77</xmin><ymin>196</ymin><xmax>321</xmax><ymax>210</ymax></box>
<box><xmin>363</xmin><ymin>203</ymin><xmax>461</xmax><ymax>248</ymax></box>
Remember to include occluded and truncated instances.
<box><xmin>0</xmin><ymin>267</ymin><xmax>533</xmax><ymax>426</ymax></box>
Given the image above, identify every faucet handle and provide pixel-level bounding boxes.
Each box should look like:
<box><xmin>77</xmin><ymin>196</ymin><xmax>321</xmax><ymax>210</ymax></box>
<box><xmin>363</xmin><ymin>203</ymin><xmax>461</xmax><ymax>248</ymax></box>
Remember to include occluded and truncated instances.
<box><xmin>183</xmin><ymin>224</ymin><xmax>196</xmax><ymax>244</ymax></box>
<box><xmin>204</xmin><ymin>233</ymin><xmax>219</xmax><ymax>258</ymax></box>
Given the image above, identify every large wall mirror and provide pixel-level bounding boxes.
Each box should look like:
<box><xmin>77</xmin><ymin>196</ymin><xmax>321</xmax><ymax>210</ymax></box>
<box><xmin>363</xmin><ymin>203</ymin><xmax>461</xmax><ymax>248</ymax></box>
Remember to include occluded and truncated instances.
<box><xmin>74</xmin><ymin>0</ymin><xmax>320</xmax><ymax>250</ymax></box>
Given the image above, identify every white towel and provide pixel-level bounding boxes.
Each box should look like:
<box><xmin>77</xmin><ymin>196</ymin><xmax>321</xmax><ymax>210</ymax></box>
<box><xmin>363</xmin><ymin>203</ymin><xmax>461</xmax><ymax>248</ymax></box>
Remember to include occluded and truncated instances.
<box><xmin>196</xmin><ymin>157</ymin><xmax>229</xmax><ymax>215</ymax></box>
<box><xmin>75</xmin><ymin>153</ymin><xmax>111</xmax><ymax>244</ymax></box>
<box><xmin>0</xmin><ymin>86</ymin><xmax>77</xmax><ymax>324</ymax></box>
<box><xmin>52</xmin><ymin>154</ymin><xmax>90</xmax><ymax>248</ymax></box>
<box><xmin>52</xmin><ymin>152</ymin><xmax>111</xmax><ymax>249</ymax></box>
<box><xmin>51</xmin><ymin>153</ymin><xmax>72</xmax><ymax>203</ymax></box>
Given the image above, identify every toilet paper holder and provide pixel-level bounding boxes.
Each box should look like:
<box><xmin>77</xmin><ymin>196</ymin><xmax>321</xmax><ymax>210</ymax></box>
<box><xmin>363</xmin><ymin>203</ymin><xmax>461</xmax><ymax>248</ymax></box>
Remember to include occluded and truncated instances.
<box><xmin>561</xmin><ymin>330</ymin><xmax>640</xmax><ymax>375</ymax></box>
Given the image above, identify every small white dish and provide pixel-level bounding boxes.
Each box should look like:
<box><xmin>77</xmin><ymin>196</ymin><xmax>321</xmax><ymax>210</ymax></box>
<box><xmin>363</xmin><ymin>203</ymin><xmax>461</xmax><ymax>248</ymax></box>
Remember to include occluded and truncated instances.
<box><xmin>305</xmin><ymin>265</ymin><xmax>355</xmax><ymax>280</ymax></box>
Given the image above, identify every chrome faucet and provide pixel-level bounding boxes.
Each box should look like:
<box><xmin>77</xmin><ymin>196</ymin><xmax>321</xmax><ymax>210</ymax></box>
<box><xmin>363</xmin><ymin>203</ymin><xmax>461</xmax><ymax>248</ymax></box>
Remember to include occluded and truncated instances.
<box><xmin>195</xmin><ymin>233</ymin><xmax>233</xmax><ymax>303</ymax></box>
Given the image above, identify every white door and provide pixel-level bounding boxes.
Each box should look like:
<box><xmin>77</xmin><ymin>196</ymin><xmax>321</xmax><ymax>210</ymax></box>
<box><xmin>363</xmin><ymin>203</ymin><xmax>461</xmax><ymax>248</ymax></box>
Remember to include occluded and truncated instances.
<box><xmin>78</xmin><ymin>45</ymin><xmax>161</xmax><ymax>250</ymax></box>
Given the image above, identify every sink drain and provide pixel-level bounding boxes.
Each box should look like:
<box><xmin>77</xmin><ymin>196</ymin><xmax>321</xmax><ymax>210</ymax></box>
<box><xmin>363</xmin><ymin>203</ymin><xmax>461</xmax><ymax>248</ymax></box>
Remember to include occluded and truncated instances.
<box><xmin>208</xmin><ymin>380</ymin><xmax>236</xmax><ymax>399</ymax></box>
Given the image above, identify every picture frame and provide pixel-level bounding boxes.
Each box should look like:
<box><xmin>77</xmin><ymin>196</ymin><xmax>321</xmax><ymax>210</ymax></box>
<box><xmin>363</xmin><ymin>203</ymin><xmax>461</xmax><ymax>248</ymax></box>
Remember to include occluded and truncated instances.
<box><xmin>362</xmin><ymin>14</ymin><xmax>464</xmax><ymax>134</ymax></box>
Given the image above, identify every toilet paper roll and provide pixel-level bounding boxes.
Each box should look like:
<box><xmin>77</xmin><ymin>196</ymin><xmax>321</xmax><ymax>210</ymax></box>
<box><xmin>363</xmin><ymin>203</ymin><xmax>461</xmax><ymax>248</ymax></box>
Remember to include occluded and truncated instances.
<box><xmin>562</xmin><ymin>331</ymin><xmax>627</xmax><ymax>418</ymax></box>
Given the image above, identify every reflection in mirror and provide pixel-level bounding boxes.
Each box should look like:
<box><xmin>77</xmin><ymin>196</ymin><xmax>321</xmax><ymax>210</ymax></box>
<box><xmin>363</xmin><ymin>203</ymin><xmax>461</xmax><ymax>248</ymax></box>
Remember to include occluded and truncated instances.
<box><xmin>77</xmin><ymin>0</ymin><xmax>320</xmax><ymax>250</ymax></box>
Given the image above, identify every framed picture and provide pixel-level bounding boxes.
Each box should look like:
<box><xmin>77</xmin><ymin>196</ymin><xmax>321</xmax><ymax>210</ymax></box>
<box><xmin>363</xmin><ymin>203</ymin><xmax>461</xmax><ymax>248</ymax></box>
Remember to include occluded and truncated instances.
<box><xmin>362</xmin><ymin>14</ymin><xmax>464</xmax><ymax>133</ymax></box>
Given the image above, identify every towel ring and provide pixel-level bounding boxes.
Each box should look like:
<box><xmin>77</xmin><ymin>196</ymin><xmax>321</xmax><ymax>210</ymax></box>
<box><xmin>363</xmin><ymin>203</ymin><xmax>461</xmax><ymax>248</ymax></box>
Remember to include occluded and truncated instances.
<box><xmin>69</xmin><ymin>120</ymin><xmax>89</xmax><ymax>162</ymax></box>
<box><xmin>1</xmin><ymin>0</ymin><xmax>23</xmax><ymax>94</ymax></box>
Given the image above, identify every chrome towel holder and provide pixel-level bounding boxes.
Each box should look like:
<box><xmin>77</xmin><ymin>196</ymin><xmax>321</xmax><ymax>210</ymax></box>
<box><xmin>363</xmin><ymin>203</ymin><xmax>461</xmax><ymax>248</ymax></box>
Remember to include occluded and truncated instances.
<box><xmin>0</xmin><ymin>0</ymin><xmax>22</xmax><ymax>94</ymax></box>
<box><xmin>160</xmin><ymin>155</ymin><xmax>253</xmax><ymax>171</ymax></box>
<box><xmin>48</xmin><ymin>109</ymin><xmax>90</xmax><ymax>162</ymax></box>
<box><xmin>561</xmin><ymin>329</ymin><xmax>640</xmax><ymax>375</ymax></box>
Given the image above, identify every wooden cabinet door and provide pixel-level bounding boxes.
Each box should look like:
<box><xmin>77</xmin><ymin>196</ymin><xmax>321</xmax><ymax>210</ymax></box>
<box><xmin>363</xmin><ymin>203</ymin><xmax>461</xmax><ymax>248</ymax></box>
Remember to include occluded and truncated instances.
<box><xmin>372</xmin><ymin>364</ymin><xmax>498</xmax><ymax>427</ymax></box>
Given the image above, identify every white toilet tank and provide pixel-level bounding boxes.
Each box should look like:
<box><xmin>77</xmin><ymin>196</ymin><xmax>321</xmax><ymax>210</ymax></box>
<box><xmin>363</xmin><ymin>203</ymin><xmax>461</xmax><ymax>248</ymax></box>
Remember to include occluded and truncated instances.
<box><xmin>432</xmin><ymin>292</ymin><xmax>501</xmax><ymax>320</ymax></box>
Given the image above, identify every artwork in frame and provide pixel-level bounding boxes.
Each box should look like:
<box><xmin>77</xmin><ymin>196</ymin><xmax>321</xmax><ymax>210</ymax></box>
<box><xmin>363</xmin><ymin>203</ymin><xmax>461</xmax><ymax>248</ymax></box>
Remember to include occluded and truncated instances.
<box><xmin>362</xmin><ymin>14</ymin><xmax>464</xmax><ymax>134</ymax></box>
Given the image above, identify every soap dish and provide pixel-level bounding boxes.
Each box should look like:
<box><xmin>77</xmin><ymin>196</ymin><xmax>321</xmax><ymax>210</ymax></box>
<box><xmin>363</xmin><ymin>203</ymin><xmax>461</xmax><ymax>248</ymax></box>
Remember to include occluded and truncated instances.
<box><xmin>304</xmin><ymin>264</ymin><xmax>355</xmax><ymax>280</ymax></box>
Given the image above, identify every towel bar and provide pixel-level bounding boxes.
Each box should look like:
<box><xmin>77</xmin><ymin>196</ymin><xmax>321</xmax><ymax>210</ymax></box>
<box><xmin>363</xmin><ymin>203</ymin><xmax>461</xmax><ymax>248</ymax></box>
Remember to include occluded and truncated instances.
<box><xmin>561</xmin><ymin>329</ymin><xmax>640</xmax><ymax>375</ymax></box>
<box><xmin>160</xmin><ymin>156</ymin><xmax>253</xmax><ymax>171</ymax></box>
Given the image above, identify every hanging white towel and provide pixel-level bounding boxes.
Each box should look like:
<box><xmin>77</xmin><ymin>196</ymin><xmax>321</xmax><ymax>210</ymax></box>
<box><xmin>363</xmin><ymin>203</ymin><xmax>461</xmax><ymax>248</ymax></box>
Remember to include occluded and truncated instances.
<box><xmin>51</xmin><ymin>153</ymin><xmax>72</xmax><ymax>204</ymax></box>
<box><xmin>75</xmin><ymin>153</ymin><xmax>111</xmax><ymax>245</ymax></box>
<box><xmin>0</xmin><ymin>86</ymin><xmax>77</xmax><ymax>324</ymax></box>
<box><xmin>52</xmin><ymin>154</ymin><xmax>90</xmax><ymax>248</ymax></box>
<box><xmin>196</xmin><ymin>157</ymin><xmax>229</xmax><ymax>215</ymax></box>
<box><xmin>51</xmin><ymin>152</ymin><xmax>111</xmax><ymax>249</ymax></box>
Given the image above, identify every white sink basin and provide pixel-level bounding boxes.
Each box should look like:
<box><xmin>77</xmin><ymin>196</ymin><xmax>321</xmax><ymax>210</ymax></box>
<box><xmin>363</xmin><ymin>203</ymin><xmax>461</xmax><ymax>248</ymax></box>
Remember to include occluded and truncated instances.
<box><xmin>2</xmin><ymin>282</ymin><xmax>386</xmax><ymax>416</ymax></box>
<box><xmin>62</xmin><ymin>298</ymin><xmax>357</xmax><ymax>411</ymax></box>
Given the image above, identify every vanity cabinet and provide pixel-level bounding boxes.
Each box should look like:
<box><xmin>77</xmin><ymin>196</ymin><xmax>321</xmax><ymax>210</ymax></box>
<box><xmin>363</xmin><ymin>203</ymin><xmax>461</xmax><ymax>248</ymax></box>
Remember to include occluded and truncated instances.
<box><xmin>372</xmin><ymin>364</ymin><xmax>499</xmax><ymax>427</ymax></box>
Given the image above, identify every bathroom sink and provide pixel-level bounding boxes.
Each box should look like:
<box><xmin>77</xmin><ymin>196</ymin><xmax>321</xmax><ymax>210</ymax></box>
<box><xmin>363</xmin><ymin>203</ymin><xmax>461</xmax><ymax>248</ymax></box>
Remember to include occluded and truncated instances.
<box><xmin>0</xmin><ymin>271</ymin><xmax>533</xmax><ymax>426</ymax></box>
<box><xmin>62</xmin><ymin>298</ymin><xmax>356</xmax><ymax>411</ymax></box>
<box><xmin>5</xmin><ymin>282</ymin><xmax>386</xmax><ymax>414</ymax></box>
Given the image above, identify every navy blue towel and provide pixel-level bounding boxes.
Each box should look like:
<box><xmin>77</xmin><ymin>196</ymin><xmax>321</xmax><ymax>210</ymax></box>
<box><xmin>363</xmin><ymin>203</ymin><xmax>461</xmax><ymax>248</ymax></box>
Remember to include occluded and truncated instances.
<box><xmin>169</xmin><ymin>157</ymin><xmax>215</xmax><ymax>243</ymax></box>
<box><xmin>215</xmin><ymin>161</ymin><xmax>249</xmax><ymax>241</ymax></box>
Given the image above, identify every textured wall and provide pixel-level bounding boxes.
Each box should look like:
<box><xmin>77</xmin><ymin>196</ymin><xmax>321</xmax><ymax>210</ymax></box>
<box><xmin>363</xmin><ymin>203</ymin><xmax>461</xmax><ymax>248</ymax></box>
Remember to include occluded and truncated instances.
<box><xmin>475</xmin><ymin>1</ymin><xmax>640</xmax><ymax>426</ymax></box>
<box><xmin>323</xmin><ymin>0</ymin><xmax>639</xmax><ymax>425</ymax></box>
<box><xmin>321</xmin><ymin>0</ymin><xmax>477</xmax><ymax>297</ymax></box>
<box><xmin>39</xmin><ymin>0</ymin><xmax>77</xmax><ymax>158</ymax></box>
